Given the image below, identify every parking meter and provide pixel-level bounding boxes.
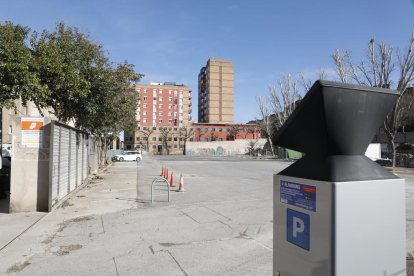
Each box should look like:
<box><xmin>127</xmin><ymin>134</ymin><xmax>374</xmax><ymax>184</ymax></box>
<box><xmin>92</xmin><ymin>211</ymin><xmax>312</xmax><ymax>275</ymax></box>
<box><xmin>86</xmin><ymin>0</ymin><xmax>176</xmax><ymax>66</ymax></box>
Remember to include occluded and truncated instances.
<box><xmin>273</xmin><ymin>81</ymin><xmax>405</xmax><ymax>276</ymax></box>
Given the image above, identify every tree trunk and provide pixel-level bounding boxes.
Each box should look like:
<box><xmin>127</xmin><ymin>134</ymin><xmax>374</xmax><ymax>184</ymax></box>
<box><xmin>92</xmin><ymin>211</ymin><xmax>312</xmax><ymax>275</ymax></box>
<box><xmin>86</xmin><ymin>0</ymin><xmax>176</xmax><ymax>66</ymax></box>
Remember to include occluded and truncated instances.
<box><xmin>391</xmin><ymin>137</ymin><xmax>396</xmax><ymax>169</ymax></box>
<box><xmin>268</xmin><ymin>137</ymin><xmax>275</xmax><ymax>156</ymax></box>
<box><xmin>183</xmin><ymin>141</ymin><xmax>186</xmax><ymax>155</ymax></box>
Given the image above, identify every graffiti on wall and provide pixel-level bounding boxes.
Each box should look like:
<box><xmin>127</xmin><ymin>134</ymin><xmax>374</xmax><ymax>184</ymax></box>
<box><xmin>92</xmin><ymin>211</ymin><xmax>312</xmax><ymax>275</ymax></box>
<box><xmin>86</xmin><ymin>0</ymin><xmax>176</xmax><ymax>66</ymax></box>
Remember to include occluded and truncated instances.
<box><xmin>187</xmin><ymin>146</ymin><xmax>238</xmax><ymax>156</ymax></box>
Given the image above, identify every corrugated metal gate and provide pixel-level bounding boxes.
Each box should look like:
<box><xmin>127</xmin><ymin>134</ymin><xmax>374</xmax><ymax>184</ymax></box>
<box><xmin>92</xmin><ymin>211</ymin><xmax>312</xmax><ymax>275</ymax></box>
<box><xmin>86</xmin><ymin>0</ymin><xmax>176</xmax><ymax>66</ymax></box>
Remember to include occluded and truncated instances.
<box><xmin>49</xmin><ymin>121</ymin><xmax>90</xmax><ymax>209</ymax></box>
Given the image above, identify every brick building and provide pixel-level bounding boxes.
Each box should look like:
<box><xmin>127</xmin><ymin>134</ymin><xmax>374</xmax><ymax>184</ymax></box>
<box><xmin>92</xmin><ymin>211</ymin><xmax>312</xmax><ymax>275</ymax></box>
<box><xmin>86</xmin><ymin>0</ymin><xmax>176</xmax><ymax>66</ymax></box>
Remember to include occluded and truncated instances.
<box><xmin>196</xmin><ymin>59</ymin><xmax>260</xmax><ymax>142</ymax></box>
<box><xmin>193</xmin><ymin>123</ymin><xmax>260</xmax><ymax>142</ymax></box>
<box><xmin>198</xmin><ymin>59</ymin><xmax>234</xmax><ymax>123</ymax></box>
<box><xmin>124</xmin><ymin>83</ymin><xmax>193</xmax><ymax>153</ymax></box>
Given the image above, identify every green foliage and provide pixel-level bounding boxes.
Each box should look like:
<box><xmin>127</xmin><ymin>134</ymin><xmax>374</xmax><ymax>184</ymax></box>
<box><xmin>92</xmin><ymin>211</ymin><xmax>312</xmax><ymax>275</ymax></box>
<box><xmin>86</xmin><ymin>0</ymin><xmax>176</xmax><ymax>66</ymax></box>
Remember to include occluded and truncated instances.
<box><xmin>0</xmin><ymin>21</ymin><xmax>143</xmax><ymax>136</ymax></box>
<box><xmin>0</xmin><ymin>22</ymin><xmax>46</xmax><ymax>108</ymax></box>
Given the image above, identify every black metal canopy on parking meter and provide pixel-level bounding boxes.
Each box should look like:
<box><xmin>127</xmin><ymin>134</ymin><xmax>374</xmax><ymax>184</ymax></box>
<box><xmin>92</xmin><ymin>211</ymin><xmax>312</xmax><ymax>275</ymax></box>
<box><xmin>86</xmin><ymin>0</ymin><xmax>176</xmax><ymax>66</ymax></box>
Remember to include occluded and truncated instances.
<box><xmin>273</xmin><ymin>80</ymin><xmax>399</xmax><ymax>182</ymax></box>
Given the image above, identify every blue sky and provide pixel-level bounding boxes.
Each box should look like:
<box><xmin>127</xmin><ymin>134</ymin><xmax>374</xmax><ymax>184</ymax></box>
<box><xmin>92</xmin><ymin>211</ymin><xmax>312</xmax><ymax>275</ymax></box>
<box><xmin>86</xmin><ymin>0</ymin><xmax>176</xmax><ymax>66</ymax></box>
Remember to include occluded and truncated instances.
<box><xmin>1</xmin><ymin>0</ymin><xmax>414</xmax><ymax>123</ymax></box>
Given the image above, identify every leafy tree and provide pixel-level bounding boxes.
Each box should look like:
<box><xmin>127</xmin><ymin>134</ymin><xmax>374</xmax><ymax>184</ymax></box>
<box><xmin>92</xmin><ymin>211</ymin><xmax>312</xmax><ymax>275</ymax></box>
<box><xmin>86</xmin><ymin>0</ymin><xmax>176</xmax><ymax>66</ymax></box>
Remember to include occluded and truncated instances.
<box><xmin>1</xmin><ymin>21</ymin><xmax>143</xmax><ymax>165</ymax></box>
<box><xmin>0</xmin><ymin>22</ymin><xmax>46</xmax><ymax>109</ymax></box>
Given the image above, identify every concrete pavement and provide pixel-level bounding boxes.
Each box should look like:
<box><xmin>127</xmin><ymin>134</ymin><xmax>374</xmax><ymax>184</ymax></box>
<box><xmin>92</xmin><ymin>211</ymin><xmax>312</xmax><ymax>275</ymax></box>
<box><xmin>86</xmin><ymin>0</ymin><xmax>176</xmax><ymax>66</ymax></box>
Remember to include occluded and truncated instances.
<box><xmin>0</xmin><ymin>156</ymin><xmax>413</xmax><ymax>275</ymax></box>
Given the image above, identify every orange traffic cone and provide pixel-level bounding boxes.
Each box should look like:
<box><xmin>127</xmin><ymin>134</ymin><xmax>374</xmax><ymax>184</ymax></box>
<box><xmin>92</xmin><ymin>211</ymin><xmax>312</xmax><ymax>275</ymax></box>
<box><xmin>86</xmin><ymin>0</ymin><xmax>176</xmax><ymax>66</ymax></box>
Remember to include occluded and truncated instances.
<box><xmin>170</xmin><ymin>171</ymin><xmax>176</xmax><ymax>187</ymax></box>
<box><xmin>177</xmin><ymin>174</ymin><xmax>185</xmax><ymax>192</ymax></box>
<box><xmin>165</xmin><ymin>169</ymin><xmax>169</xmax><ymax>180</ymax></box>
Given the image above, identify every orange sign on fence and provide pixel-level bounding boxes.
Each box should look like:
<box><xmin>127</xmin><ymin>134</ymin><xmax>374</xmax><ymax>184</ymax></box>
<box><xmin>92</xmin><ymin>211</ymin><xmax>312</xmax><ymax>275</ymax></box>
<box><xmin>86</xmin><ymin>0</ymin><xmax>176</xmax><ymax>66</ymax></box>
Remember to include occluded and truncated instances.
<box><xmin>21</xmin><ymin>117</ymin><xmax>45</xmax><ymax>148</ymax></box>
<box><xmin>21</xmin><ymin>121</ymin><xmax>44</xmax><ymax>131</ymax></box>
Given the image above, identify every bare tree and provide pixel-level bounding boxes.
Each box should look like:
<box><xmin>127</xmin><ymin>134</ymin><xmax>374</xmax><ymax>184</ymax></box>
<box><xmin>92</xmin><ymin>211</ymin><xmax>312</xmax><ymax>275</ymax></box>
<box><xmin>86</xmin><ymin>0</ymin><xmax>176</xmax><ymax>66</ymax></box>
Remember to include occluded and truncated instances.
<box><xmin>228</xmin><ymin>124</ymin><xmax>241</xmax><ymax>141</ymax></box>
<box><xmin>179</xmin><ymin>126</ymin><xmax>194</xmax><ymax>155</ymax></box>
<box><xmin>256</xmin><ymin>96</ymin><xmax>275</xmax><ymax>155</ymax></box>
<box><xmin>195</xmin><ymin>127</ymin><xmax>207</xmax><ymax>141</ymax></box>
<box><xmin>332</xmin><ymin>32</ymin><xmax>414</xmax><ymax>167</ymax></box>
<box><xmin>160</xmin><ymin>127</ymin><xmax>173</xmax><ymax>155</ymax></box>
<box><xmin>210</xmin><ymin>131</ymin><xmax>219</xmax><ymax>141</ymax></box>
<box><xmin>138</xmin><ymin>127</ymin><xmax>153</xmax><ymax>152</ymax></box>
<box><xmin>246</xmin><ymin>139</ymin><xmax>260</xmax><ymax>156</ymax></box>
<box><xmin>269</xmin><ymin>74</ymin><xmax>302</xmax><ymax>130</ymax></box>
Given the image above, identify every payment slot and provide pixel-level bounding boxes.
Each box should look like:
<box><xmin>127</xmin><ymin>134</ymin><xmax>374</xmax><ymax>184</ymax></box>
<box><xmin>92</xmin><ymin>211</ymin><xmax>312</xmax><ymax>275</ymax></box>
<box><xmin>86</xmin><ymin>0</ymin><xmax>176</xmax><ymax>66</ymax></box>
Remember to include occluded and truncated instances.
<box><xmin>273</xmin><ymin>81</ymin><xmax>406</xmax><ymax>276</ymax></box>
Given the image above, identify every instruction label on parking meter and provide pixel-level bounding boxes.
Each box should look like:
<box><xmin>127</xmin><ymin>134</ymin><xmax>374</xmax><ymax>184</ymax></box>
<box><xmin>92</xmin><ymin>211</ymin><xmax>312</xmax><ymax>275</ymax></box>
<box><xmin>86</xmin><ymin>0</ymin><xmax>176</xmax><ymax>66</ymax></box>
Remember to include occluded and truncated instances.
<box><xmin>280</xmin><ymin>181</ymin><xmax>316</xmax><ymax>212</ymax></box>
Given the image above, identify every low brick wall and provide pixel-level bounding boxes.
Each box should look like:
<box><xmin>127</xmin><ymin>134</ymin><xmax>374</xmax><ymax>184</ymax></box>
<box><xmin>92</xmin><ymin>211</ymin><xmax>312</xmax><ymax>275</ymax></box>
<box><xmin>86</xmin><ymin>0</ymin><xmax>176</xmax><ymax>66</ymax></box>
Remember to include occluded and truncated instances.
<box><xmin>185</xmin><ymin>139</ymin><xmax>267</xmax><ymax>156</ymax></box>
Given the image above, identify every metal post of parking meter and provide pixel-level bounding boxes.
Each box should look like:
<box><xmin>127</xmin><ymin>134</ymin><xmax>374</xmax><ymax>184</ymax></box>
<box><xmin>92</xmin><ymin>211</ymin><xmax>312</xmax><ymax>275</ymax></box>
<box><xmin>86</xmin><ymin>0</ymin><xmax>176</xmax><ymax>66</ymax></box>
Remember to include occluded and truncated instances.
<box><xmin>272</xmin><ymin>81</ymin><xmax>405</xmax><ymax>276</ymax></box>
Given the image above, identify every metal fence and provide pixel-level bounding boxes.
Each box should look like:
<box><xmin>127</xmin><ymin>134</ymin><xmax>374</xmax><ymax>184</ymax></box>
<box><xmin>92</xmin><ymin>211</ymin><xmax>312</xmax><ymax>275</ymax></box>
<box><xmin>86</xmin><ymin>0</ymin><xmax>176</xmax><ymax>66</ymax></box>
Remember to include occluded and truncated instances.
<box><xmin>49</xmin><ymin>121</ymin><xmax>90</xmax><ymax>209</ymax></box>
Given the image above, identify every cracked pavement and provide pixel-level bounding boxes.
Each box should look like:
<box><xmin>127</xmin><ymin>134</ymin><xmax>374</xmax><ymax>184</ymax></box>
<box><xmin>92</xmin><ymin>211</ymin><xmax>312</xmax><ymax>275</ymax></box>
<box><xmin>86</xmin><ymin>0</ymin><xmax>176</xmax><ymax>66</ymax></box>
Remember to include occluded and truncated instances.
<box><xmin>2</xmin><ymin>156</ymin><xmax>414</xmax><ymax>275</ymax></box>
<box><xmin>0</xmin><ymin>156</ymin><xmax>288</xmax><ymax>275</ymax></box>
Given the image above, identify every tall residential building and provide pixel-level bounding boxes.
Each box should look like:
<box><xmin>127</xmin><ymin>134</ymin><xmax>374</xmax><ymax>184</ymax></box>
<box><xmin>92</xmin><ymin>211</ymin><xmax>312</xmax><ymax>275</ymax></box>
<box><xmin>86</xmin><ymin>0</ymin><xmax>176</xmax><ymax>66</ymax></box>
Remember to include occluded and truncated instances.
<box><xmin>198</xmin><ymin>59</ymin><xmax>234</xmax><ymax>123</ymax></box>
<box><xmin>125</xmin><ymin>82</ymin><xmax>193</xmax><ymax>152</ymax></box>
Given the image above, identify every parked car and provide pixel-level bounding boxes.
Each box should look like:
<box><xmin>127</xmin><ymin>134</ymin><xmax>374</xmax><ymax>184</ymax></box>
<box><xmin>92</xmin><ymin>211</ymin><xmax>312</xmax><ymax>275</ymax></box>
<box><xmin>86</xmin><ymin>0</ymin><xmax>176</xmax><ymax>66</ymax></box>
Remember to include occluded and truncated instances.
<box><xmin>112</xmin><ymin>151</ymin><xmax>142</xmax><ymax>162</ymax></box>
<box><xmin>0</xmin><ymin>156</ymin><xmax>11</xmax><ymax>198</ymax></box>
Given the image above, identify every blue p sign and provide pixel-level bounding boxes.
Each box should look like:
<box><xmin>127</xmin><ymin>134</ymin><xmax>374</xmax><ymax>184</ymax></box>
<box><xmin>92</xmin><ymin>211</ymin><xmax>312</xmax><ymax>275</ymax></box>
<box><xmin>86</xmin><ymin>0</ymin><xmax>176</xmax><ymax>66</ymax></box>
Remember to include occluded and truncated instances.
<box><xmin>287</xmin><ymin>208</ymin><xmax>310</xmax><ymax>251</ymax></box>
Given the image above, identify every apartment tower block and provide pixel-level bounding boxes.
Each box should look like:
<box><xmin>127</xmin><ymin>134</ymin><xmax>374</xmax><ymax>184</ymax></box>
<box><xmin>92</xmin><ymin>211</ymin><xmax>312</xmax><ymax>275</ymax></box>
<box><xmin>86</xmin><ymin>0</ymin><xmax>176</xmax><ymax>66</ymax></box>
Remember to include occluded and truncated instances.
<box><xmin>198</xmin><ymin>59</ymin><xmax>234</xmax><ymax>123</ymax></box>
<box><xmin>124</xmin><ymin>83</ymin><xmax>193</xmax><ymax>152</ymax></box>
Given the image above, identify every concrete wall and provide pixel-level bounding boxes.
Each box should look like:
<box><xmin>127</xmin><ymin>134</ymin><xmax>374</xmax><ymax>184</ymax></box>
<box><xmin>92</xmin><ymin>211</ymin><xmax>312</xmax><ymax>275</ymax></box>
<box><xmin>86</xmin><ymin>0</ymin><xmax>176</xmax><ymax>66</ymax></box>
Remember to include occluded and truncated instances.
<box><xmin>9</xmin><ymin>118</ymin><xmax>98</xmax><ymax>213</ymax></box>
<box><xmin>10</xmin><ymin>117</ymin><xmax>52</xmax><ymax>212</ymax></box>
<box><xmin>185</xmin><ymin>139</ymin><xmax>267</xmax><ymax>156</ymax></box>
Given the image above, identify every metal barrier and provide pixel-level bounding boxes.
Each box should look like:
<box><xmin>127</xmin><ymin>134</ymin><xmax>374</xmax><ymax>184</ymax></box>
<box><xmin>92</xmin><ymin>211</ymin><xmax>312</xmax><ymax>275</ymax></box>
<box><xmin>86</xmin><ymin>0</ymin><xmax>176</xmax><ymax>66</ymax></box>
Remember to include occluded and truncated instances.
<box><xmin>151</xmin><ymin>176</ymin><xmax>170</xmax><ymax>203</ymax></box>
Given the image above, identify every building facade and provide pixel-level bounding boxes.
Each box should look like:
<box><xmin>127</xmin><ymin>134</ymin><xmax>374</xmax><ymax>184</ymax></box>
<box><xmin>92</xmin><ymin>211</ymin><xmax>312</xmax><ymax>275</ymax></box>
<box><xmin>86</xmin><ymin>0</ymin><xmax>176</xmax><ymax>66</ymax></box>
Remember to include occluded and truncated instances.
<box><xmin>193</xmin><ymin>123</ymin><xmax>260</xmax><ymax>142</ymax></box>
<box><xmin>198</xmin><ymin>59</ymin><xmax>234</xmax><ymax>124</ymax></box>
<box><xmin>124</xmin><ymin>83</ymin><xmax>193</xmax><ymax>153</ymax></box>
<box><xmin>1</xmin><ymin>99</ymin><xmax>57</xmax><ymax>150</ymax></box>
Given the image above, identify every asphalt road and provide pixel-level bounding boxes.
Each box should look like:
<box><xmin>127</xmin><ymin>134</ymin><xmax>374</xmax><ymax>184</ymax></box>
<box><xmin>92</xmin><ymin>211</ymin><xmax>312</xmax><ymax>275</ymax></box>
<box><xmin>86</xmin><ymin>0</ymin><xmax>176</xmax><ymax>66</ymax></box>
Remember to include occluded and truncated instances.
<box><xmin>0</xmin><ymin>156</ymin><xmax>413</xmax><ymax>275</ymax></box>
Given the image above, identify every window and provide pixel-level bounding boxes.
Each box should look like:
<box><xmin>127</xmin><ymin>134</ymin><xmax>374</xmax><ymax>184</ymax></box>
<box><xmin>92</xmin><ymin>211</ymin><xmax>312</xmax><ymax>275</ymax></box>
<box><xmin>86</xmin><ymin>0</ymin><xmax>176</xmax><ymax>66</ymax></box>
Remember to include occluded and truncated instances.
<box><xmin>152</xmin><ymin>137</ymin><xmax>156</xmax><ymax>141</ymax></box>
<box><xmin>143</xmin><ymin>96</ymin><xmax>147</xmax><ymax>101</ymax></box>
<box><xmin>168</xmin><ymin>137</ymin><xmax>172</xmax><ymax>141</ymax></box>
<box><xmin>168</xmin><ymin>119</ymin><xmax>172</xmax><ymax>123</ymax></box>
<box><xmin>169</xmin><ymin>112</ymin><xmax>173</xmax><ymax>116</ymax></box>
<box><xmin>159</xmin><ymin>112</ymin><xmax>163</xmax><ymax>116</ymax></box>
<box><xmin>159</xmin><ymin>97</ymin><xmax>163</xmax><ymax>102</ymax></box>
<box><xmin>174</xmin><ymin>145</ymin><xmax>178</xmax><ymax>148</ymax></box>
<box><xmin>159</xmin><ymin>119</ymin><xmax>162</xmax><ymax>123</ymax></box>
<box><xmin>169</xmin><ymin>104</ymin><xmax>172</xmax><ymax>109</ymax></box>
<box><xmin>174</xmin><ymin>127</ymin><xmax>177</xmax><ymax>131</ymax></box>
<box><xmin>159</xmin><ymin>137</ymin><xmax>162</xmax><ymax>141</ymax></box>
<box><xmin>169</xmin><ymin>90</ymin><xmax>172</xmax><ymax>94</ymax></box>
<box><xmin>136</xmin><ymin>137</ymin><xmax>140</xmax><ymax>141</ymax></box>
<box><xmin>219</xmin><ymin>128</ymin><xmax>223</xmax><ymax>132</ymax></box>
<box><xmin>159</xmin><ymin>104</ymin><xmax>163</xmax><ymax>108</ymax></box>
<box><xmin>153</xmin><ymin>145</ymin><xmax>157</xmax><ymax>149</ymax></box>
<box><xmin>143</xmin><ymin>111</ymin><xmax>147</xmax><ymax>115</ymax></box>
<box><xmin>159</xmin><ymin>90</ymin><xmax>162</xmax><ymax>94</ymax></box>
<box><xmin>143</xmin><ymin>119</ymin><xmax>147</xmax><ymax>123</ymax></box>
<box><xmin>174</xmin><ymin>137</ymin><xmax>178</xmax><ymax>141</ymax></box>
<box><xmin>143</xmin><ymin>104</ymin><xmax>147</xmax><ymax>108</ymax></box>
<box><xmin>153</xmin><ymin>97</ymin><xmax>156</xmax><ymax>101</ymax></box>
<box><xmin>169</xmin><ymin>97</ymin><xmax>172</xmax><ymax>101</ymax></box>
<box><xmin>143</xmin><ymin>137</ymin><xmax>148</xmax><ymax>141</ymax></box>
<box><xmin>174</xmin><ymin>99</ymin><xmax>178</xmax><ymax>104</ymax></box>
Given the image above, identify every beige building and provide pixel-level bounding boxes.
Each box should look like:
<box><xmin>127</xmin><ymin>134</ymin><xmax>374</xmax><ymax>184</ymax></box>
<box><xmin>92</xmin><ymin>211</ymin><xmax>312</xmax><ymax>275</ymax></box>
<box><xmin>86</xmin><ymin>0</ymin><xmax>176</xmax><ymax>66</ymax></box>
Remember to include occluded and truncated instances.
<box><xmin>1</xmin><ymin>99</ymin><xmax>57</xmax><ymax>146</ymax></box>
<box><xmin>198</xmin><ymin>59</ymin><xmax>234</xmax><ymax>123</ymax></box>
<box><xmin>124</xmin><ymin>82</ymin><xmax>193</xmax><ymax>153</ymax></box>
